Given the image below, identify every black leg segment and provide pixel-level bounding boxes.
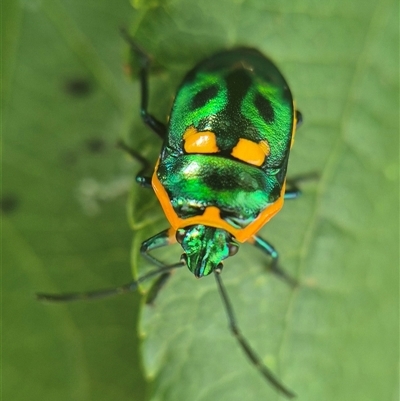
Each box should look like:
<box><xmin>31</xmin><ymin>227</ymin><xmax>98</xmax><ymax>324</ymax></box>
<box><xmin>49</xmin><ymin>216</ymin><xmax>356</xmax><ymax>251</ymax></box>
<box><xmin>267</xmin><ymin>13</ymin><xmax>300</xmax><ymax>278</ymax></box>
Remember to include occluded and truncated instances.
<box><xmin>214</xmin><ymin>270</ymin><xmax>296</xmax><ymax>398</ymax></box>
<box><xmin>120</xmin><ymin>28</ymin><xmax>167</xmax><ymax>139</ymax></box>
<box><xmin>145</xmin><ymin>271</ymin><xmax>173</xmax><ymax>305</ymax></box>
<box><xmin>285</xmin><ymin>172</ymin><xmax>319</xmax><ymax>200</ymax></box>
<box><xmin>117</xmin><ymin>140</ymin><xmax>153</xmax><ymax>188</ymax></box>
<box><xmin>295</xmin><ymin>110</ymin><xmax>303</xmax><ymax>128</ymax></box>
<box><xmin>36</xmin><ymin>263</ymin><xmax>182</xmax><ymax>303</ymax></box>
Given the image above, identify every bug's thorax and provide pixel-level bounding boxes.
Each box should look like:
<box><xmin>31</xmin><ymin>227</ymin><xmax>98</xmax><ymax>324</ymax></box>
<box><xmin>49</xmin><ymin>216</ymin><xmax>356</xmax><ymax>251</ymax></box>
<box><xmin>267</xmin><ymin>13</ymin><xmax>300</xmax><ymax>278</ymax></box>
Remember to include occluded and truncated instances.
<box><xmin>176</xmin><ymin>225</ymin><xmax>238</xmax><ymax>278</ymax></box>
<box><xmin>152</xmin><ymin>160</ymin><xmax>286</xmax><ymax>243</ymax></box>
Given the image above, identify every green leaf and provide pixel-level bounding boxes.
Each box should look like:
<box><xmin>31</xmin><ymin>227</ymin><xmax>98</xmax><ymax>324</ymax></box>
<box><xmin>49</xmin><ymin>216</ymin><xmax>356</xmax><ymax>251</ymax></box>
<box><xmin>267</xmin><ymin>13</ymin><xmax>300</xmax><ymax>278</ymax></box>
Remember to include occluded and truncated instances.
<box><xmin>128</xmin><ymin>1</ymin><xmax>399</xmax><ymax>401</ymax></box>
<box><xmin>4</xmin><ymin>1</ymin><xmax>398</xmax><ymax>401</ymax></box>
<box><xmin>2</xmin><ymin>0</ymin><xmax>147</xmax><ymax>400</ymax></box>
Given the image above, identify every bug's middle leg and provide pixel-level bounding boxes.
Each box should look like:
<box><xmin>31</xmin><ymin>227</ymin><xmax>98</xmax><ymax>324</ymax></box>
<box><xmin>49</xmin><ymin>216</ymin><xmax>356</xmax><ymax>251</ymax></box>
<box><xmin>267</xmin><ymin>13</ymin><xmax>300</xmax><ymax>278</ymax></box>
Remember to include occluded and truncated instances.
<box><xmin>117</xmin><ymin>140</ymin><xmax>153</xmax><ymax>188</ymax></box>
<box><xmin>285</xmin><ymin>172</ymin><xmax>319</xmax><ymax>200</ymax></box>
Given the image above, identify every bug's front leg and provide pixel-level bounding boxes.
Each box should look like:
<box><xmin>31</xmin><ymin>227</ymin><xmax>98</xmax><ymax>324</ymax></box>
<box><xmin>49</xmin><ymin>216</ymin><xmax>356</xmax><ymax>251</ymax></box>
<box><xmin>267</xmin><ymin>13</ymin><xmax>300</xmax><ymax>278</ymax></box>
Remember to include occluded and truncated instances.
<box><xmin>249</xmin><ymin>235</ymin><xmax>298</xmax><ymax>287</ymax></box>
<box><xmin>36</xmin><ymin>229</ymin><xmax>182</xmax><ymax>303</ymax></box>
<box><xmin>140</xmin><ymin>228</ymin><xmax>181</xmax><ymax>303</ymax></box>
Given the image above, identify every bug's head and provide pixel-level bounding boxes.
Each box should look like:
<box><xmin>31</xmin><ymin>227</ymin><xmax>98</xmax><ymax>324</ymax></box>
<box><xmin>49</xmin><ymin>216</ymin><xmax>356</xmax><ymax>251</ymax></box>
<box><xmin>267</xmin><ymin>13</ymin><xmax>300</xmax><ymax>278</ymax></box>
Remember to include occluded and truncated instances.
<box><xmin>176</xmin><ymin>225</ymin><xmax>239</xmax><ymax>278</ymax></box>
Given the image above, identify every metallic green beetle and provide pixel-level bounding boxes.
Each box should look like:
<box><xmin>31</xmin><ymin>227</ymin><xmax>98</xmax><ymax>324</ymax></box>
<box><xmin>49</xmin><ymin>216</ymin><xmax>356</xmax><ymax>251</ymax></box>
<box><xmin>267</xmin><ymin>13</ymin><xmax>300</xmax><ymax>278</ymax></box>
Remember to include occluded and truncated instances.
<box><xmin>39</xmin><ymin>31</ymin><xmax>308</xmax><ymax>398</ymax></box>
<box><xmin>137</xmin><ymin>47</ymin><xmax>302</xmax><ymax>279</ymax></box>
<box><xmin>122</xmin><ymin>35</ymin><xmax>304</xmax><ymax>398</ymax></box>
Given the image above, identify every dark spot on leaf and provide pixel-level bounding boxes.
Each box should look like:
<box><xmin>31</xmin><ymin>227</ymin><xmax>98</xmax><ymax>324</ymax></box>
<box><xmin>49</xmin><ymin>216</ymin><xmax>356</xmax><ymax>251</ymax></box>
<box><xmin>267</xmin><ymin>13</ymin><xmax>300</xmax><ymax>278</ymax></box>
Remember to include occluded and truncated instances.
<box><xmin>254</xmin><ymin>93</ymin><xmax>274</xmax><ymax>124</ymax></box>
<box><xmin>1</xmin><ymin>194</ymin><xmax>19</xmax><ymax>214</ymax></box>
<box><xmin>60</xmin><ymin>150</ymin><xmax>79</xmax><ymax>166</ymax></box>
<box><xmin>64</xmin><ymin>78</ymin><xmax>92</xmax><ymax>97</ymax></box>
<box><xmin>190</xmin><ymin>85</ymin><xmax>218</xmax><ymax>110</ymax></box>
<box><xmin>85</xmin><ymin>138</ymin><xmax>106</xmax><ymax>153</ymax></box>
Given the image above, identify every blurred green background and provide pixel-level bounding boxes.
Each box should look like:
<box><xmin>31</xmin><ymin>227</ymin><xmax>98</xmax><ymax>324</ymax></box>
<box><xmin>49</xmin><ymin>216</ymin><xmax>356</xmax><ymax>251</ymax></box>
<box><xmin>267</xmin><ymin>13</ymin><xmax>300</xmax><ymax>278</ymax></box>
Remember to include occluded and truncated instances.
<box><xmin>3</xmin><ymin>0</ymin><xmax>398</xmax><ymax>401</ymax></box>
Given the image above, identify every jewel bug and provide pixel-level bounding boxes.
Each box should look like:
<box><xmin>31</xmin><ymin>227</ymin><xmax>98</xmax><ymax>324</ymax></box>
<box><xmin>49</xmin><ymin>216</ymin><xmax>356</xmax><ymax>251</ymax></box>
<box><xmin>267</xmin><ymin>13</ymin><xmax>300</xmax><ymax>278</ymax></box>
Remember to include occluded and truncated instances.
<box><xmin>38</xmin><ymin>29</ymin><xmax>310</xmax><ymax>398</ymax></box>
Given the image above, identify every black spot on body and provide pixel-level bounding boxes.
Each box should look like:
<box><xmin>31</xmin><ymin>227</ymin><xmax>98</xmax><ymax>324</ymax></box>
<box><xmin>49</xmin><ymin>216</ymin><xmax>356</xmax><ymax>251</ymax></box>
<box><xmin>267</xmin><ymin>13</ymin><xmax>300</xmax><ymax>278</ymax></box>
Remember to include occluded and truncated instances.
<box><xmin>254</xmin><ymin>93</ymin><xmax>274</xmax><ymax>123</ymax></box>
<box><xmin>225</xmin><ymin>70</ymin><xmax>252</xmax><ymax>107</ymax></box>
<box><xmin>202</xmin><ymin>171</ymin><xmax>238</xmax><ymax>191</ymax></box>
<box><xmin>194</xmin><ymin>69</ymin><xmax>259</xmax><ymax>150</ymax></box>
<box><xmin>191</xmin><ymin>85</ymin><xmax>218</xmax><ymax>110</ymax></box>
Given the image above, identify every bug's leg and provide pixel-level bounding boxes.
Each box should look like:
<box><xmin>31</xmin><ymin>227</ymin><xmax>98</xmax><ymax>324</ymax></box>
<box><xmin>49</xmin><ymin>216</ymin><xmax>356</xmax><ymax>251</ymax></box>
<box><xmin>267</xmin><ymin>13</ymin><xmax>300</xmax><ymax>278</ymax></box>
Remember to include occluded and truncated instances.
<box><xmin>36</xmin><ymin>262</ymin><xmax>183</xmax><ymax>303</ymax></box>
<box><xmin>214</xmin><ymin>270</ymin><xmax>296</xmax><ymax>398</ymax></box>
<box><xmin>120</xmin><ymin>28</ymin><xmax>167</xmax><ymax>139</ymax></box>
<box><xmin>117</xmin><ymin>140</ymin><xmax>152</xmax><ymax>188</ymax></box>
<box><xmin>145</xmin><ymin>271</ymin><xmax>172</xmax><ymax>305</ymax></box>
<box><xmin>295</xmin><ymin>110</ymin><xmax>303</xmax><ymax>128</ymax></box>
<box><xmin>250</xmin><ymin>235</ymin><xmax>298</xmax><ymax>288</ymax></box>
<box><xmin>285</xmin><ymin>172</ymin><xmax>319</xmax><ymax>200</ymax></box>
<box><xmin>140</xmin><ymin>228</ymin><xmax>180</xmax><ymax>304</ymax></box>
<box><xmin>37</xmin><ymin>228</ymin><xmax>182</xmax><ymax>303</ymax></box>
<box><xmin>37</xmin><ymin>229</ymin><xmax>182</xmax><ymax>304</ymax></box>
<box><xmin>284</xmin><ymin>185</ymin><xmax>301</xmax><ymax>200</ymax></box>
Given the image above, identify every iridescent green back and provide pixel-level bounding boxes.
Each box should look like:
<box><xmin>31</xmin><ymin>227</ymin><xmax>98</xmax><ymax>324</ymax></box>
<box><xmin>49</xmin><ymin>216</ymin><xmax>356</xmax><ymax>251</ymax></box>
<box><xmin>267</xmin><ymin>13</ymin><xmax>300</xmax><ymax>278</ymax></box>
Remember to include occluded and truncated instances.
<box><xmin>157</xmin><ymin>48</ymin><xmax>295</xmax><ymax>226</ymax></box>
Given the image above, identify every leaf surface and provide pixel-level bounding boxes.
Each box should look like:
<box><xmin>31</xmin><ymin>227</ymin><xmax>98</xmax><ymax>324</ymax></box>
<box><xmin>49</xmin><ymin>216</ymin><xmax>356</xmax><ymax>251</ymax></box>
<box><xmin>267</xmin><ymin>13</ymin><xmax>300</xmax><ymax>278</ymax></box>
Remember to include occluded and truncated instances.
<box><xmin>130</xmin><ymin>1</ymin><xmax>399</xmax><ymax>400</ymax></box>
<box><xmin>3</xmin><ymin>0</ymin><xmax>146</xmax><ymax>400</ymax></box>
<box><xmin>3</xmin><ymin>1</ymin><xmax>398</xmax><ymax>401</ymax></box>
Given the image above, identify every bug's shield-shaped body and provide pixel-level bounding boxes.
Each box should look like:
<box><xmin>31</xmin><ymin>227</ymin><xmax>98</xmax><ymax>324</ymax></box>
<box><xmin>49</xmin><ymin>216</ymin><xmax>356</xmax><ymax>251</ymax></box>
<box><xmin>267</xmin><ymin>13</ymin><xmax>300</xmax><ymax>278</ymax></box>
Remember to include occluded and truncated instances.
<box><xmin>152</xmin><ymin>48</ymin><xmax>298</xmax><ymax>277</ymax></box>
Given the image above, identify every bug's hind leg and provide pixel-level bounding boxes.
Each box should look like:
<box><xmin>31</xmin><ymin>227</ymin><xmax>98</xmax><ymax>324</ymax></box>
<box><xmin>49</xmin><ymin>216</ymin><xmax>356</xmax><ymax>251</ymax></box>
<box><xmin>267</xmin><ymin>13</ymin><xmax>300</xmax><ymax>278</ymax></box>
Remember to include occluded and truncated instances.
<box><xmin>120</xmin><ymin>29</ymin><xmax>167</xmax><ymax>139</ymax></box>
<box><xmin>250</xmin><ymin>235</ymin><xmax>298</xmax><ymax>288</ymax></box>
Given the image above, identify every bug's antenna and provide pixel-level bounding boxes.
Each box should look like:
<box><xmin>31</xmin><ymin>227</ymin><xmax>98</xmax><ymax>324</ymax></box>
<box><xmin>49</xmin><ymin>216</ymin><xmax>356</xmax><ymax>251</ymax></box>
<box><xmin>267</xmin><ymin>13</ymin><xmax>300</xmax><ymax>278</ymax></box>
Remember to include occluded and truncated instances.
<box><xmin>37</xmin><ymin>262</ymin><xmax>183</xmax><ymax>303</ymax></box>
<box><xmin>214</xmin><ymin>270</ymin><xmax>296</xmax><ymax>398</ymax></box>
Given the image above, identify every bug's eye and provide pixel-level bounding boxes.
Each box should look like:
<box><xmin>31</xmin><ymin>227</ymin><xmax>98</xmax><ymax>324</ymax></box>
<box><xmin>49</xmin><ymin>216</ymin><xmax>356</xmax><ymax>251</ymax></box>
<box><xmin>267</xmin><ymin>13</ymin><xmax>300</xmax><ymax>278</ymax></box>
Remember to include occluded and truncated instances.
<box><xmin>228</xmin><ymin>243</ymin><xmax>239</xmax><ymax>257</ymax></box>
<box><xmin>176</xmin><ymin>229</ymin><xmax>185</xmax><ymax>244</ymax></box>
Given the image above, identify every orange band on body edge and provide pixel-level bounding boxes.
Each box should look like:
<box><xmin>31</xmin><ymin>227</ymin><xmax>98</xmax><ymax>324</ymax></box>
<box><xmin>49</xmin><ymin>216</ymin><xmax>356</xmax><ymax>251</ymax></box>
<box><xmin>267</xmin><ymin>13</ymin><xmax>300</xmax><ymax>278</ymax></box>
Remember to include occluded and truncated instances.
<box><xmin>167</xmin><ymin>227</ymin><xmax>177</xmax><ymax>244</ymax></box>
<box><xmin>291</xmin><ymin>101</ymin><xmax>297</xmax><ymax>149</ymax></box>
<box><xmin>151</xmin><ymin>158</ymin><xmax>285</xmax><ymax>243</ymax></box>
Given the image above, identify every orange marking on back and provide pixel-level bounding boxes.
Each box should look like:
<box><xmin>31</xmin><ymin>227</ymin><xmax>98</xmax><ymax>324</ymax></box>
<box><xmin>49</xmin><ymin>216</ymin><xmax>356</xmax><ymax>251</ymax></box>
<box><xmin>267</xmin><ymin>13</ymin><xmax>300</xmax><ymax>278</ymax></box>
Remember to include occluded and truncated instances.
<box><xmin>152</xmin><ymin>158</ymin><xmax>285</xmax><ymax>243</ymax></box>
<box><xmin>183</xmin><ymin>126</ymin><xmax>219</xmax><ymax>154</ymax></box>
<box><xmin>231</xmin><ymin>138</ymin><xmax>270</xmax><ymax>166</ymax></box>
